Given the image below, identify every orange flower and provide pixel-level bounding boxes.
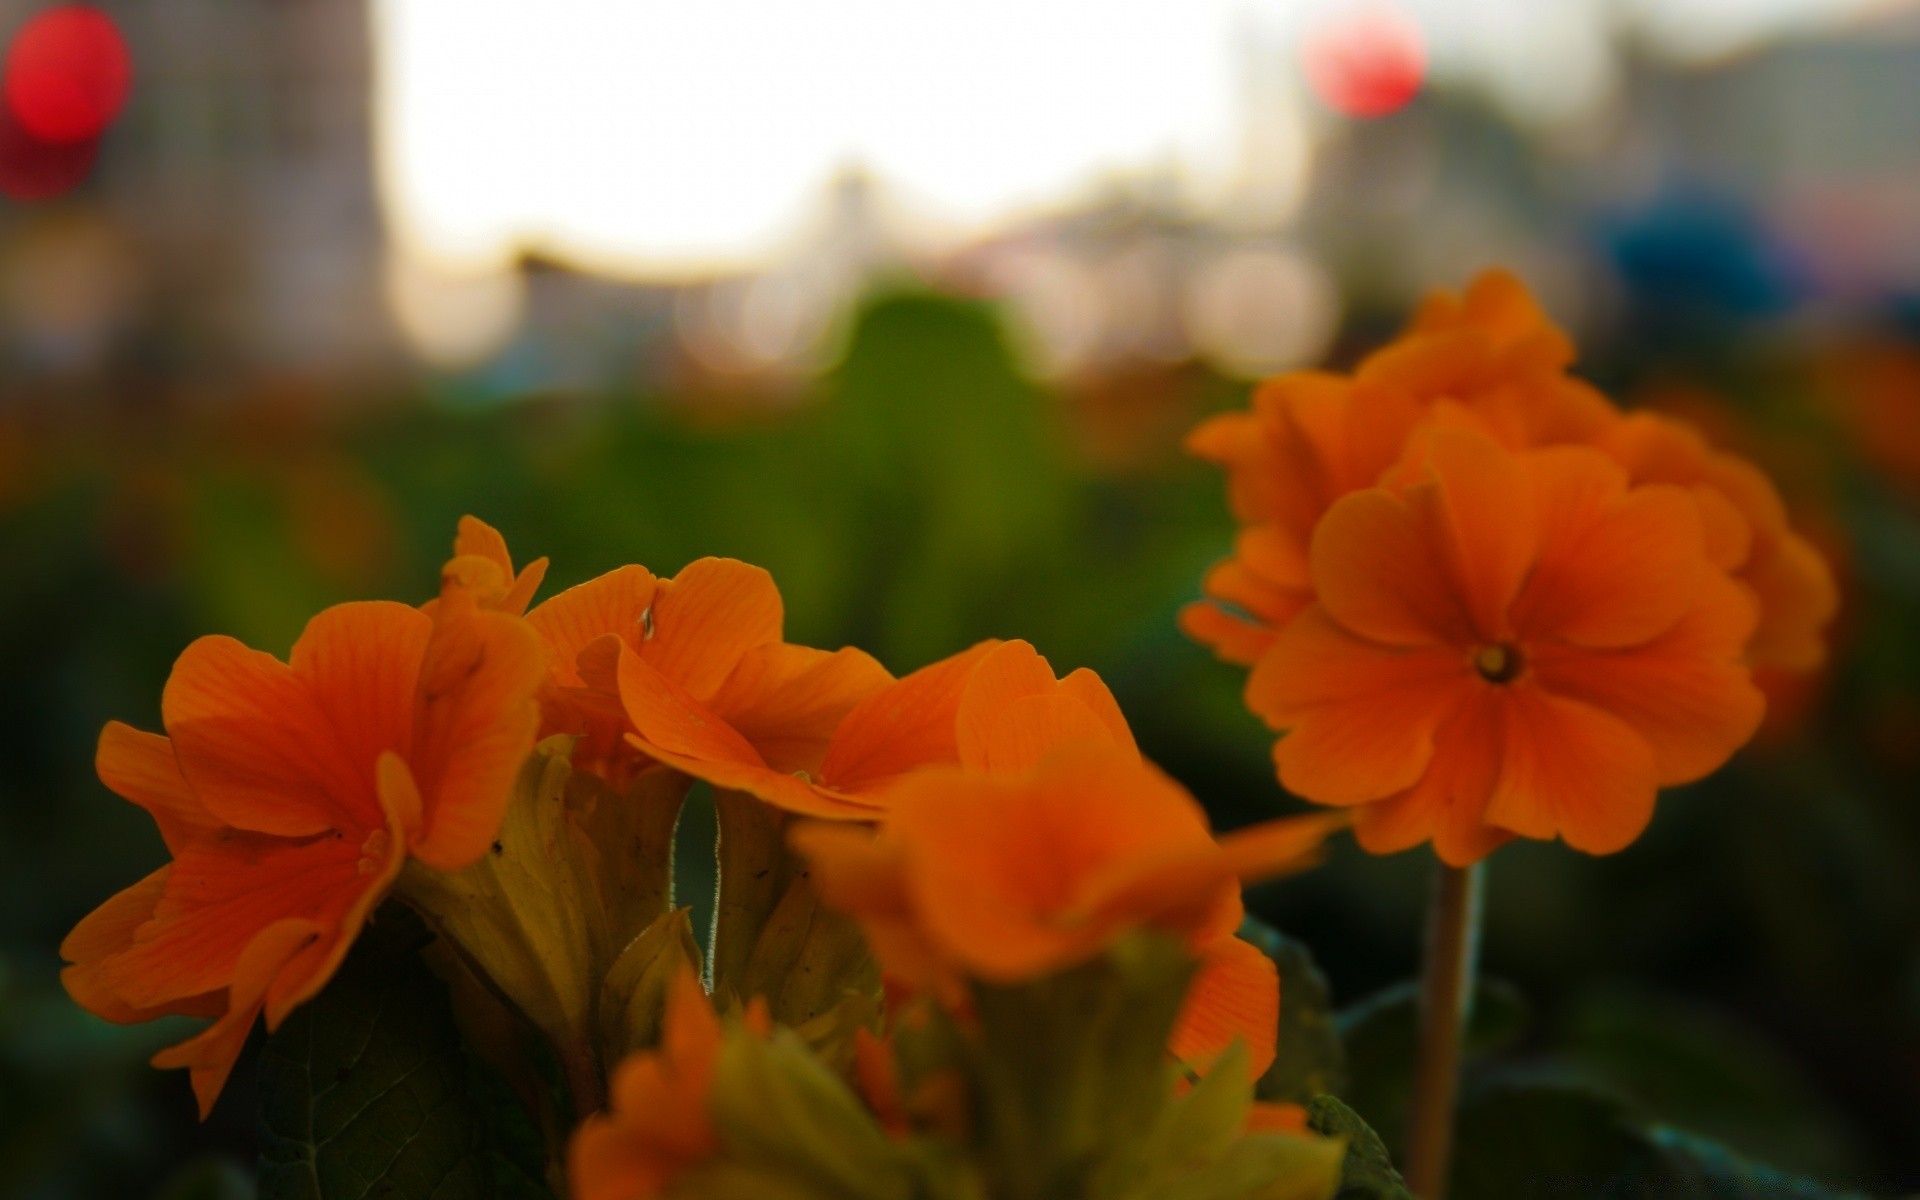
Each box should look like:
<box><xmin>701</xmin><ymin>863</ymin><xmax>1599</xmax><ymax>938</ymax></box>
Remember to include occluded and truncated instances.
<box><xmin>60</xmin><ymin>582</ymin><xmax>545</xmax><ymax>1115</ymax></box>
<box><xmin>517</xmin><ymin>541</ymin><xmax>887</xmax><ymax>788</ymax></box>
<box><xmin>619</xmin><ymin>636</ymin><xmax>1131</xmax><ymax>818</ymax></box>
<box><xmin>568</xmin><ymin>970</ymin><xmax>769</xmax><ymax>1200</ymax></box>
<box><xmin>1594</xmin><ymin>412</ymin><xmax>1838</xmax><ymax>674</ymax></box>
<box><xmin>1183</xmin><ymin>270</ymin><xmax>1614</xmax><ymax>666</ymax></box>
<box><xmin>1247</xmin><ymin>426</ymin><xmax>1765</xmax><ymax>865</ymax></box>
<box><xmin>796</xmin><ymin>743</ymin><xmax>1342</xmax><ymax>1076</ymax></box>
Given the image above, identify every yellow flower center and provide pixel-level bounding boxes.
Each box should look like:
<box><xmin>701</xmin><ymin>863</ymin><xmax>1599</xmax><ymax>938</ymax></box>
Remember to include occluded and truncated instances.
<box><xmin>1474</xmin><ymin>643</ymin><xmax>1522</xmax><ymax>684</ymax></box>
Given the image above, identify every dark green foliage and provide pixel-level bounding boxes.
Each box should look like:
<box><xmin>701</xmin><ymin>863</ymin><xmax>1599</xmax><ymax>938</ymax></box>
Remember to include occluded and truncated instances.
<box><xmin>255</xmin><ymin>909</ymin><xmax>552</xmax><ymax>1200</ymax></box>
<box><xmin>1304</xmin><ymin>1096</ymin><xmax>1412</xmax><ymax>1200</ymax></box>
<box><xmin>1240</xmin><ymin>919</ymin><xmax>1346</xmax><ymax>1105</ymax></box>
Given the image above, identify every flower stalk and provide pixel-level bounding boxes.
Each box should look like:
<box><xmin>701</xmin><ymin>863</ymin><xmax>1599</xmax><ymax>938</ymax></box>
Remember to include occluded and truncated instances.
<box><xmin>1404</xmin><ymin>859</ymin><xmax>1484</xmax><ymax>1200</ymax></box>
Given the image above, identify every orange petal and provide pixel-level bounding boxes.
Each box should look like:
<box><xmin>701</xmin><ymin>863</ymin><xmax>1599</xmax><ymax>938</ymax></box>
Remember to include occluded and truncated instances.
<box><xmin>619</xmin><ymin>646</ymin><xmax>767</xmax><ymax>773</ymax></box>
<box><xmin>1352</xmin><ymin>689</ymin><xmax>1512</xmax><ymax>866</ymax></box>
<box><xmin>896</xmin><ymin>749</ymin><xmax>1220</xmax><ymax>980</ymax></box>
<box><xmin>1248</xmin><ymin>607</ymin><xmax>1469</xmax><ymax>807</ymax></box>
<box><xmin>1514</xmin><ymin>449</ymin><xmax>1704</xmax><ymax>647</ymax></box>
<box><xmin>289</xmin><ymin>599</ymin><xmax>432</xmax><ymax>810</ymax></box>
<box><xmin>61</xmin><ymin>867</ymin><xmax>220</xmax><ymax>1025</ymax></box>
<box><xmin>406</xmin><ymin>603</ymin><xmax>545</xmax><ymax>871</ymax></box>
<box><xmin>1415</xmin><ymin>425</ymin><xmax>1536</xmax><ymax>640</ymax></box>
<box><xmin>527</xmin><ymin>565</ymin><xmax>661</xmax><ymax>687</ymax></box>
<box><xmin>1179</xmin><ymin>600</ymin><xmax>1278</xmax><ymax>667</ymax></box>
<box><xmin>818</xmin><ymin>640</ymin><xmax>1000</xmax><ymax>793</ymax></box>
<box><xmin>1743</xmin><ymin>529</ymin><xmax>1838</xmax><ymax>673</ymax></box>
<box><xmin>453</xmin><ymin>516</ymin><xmax>550</xmax><ymax>616</ymax></box>
<box><xmin>1483</xmin><ymin>686</ymin><xmax>1659</xmax><ymax>855</ymax></box>
<box><xmin>96</xmin><ymin>723</ymin><xmax>219</xmax><ymax>854</ymax></box>
<box><xmin>1217</xmin><ymin>810</ymin><xmax>1350</xmax><ymax>885</ymax></box>
<box><xmin>89</xmin><ymin>828</ymin><xmax>374</xmax><ymax>1011</ymax></box>
<box><xmin>1170</xmin><ymin>935</ymin><xmax>1278</xmax><ymax>1079</ymax></box>
<box><xmin>1311</xmin><ymin>488</ymin><xmax>1470</xmax><ymax>647</ymax></box>
<box><xmin>163</xmin><ymin>634</ymin><xmax>370</xmax><ymax>838</ymax></box>
<box><xmin>704</xmin><ymin>642</ymin><xmax>891</xmax><ymax>773</ymax></box>
<box><xmin>955</xmin><ymin>642</ymin><xmax>1137</xmax><ymax>774</ymax></box>
<box><xmin>1528</xmin><ymin>574</ymin><xmax>1763</xmax><ymax>784</ymax></box>
<box><xmin>647</xmin><ymin>558</ymin><xmax>784</xmax><ymax>700</ymax></box>
<box><xmin>152</xmin><ymin>917</ymin><xmax>324</xmax><ymax>1119</ymax></box>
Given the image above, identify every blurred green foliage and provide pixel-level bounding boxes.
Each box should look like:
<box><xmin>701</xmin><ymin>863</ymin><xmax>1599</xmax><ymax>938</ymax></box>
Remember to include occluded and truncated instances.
<box><xmin>3</xmin><ymin>290</ymin><xmax>1920</xmax><ymax>1196</ymax></box>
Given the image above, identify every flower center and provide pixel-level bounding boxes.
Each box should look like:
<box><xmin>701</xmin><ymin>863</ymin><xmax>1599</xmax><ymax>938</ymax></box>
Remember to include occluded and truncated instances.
<box><xmin>1473</xmin><ymin>643</ymin><xmax>1522</xmax><ymax>684</ymax></box>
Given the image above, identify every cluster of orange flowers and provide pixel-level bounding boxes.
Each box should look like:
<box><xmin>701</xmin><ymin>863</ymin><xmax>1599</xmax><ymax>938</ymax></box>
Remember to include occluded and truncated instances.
<box><xmin>62</xmin><ymin>517</ymin><xmax>1345</xmax><ymax>1197</ymax></box>
<box><xmin>1183</xmin><ymin>270</ymin><xmax>1836</xmax><ymax>865</ymax></box>
<box><xmin>58</xmin><ymin>268</ymin><xmax>1832</xmax><ymax>1199</ymax></box>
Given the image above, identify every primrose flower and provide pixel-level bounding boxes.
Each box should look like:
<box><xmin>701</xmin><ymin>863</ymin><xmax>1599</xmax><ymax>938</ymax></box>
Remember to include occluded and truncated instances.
<box><xmin>1247</xmin><ymin>426</ymin><xmax>1765</xmax><ymax>865</ymax></box>
<box><xmin>569</xmin><ymin>969</ymin><xmax>768</xmax><ymax>1200</ymax></box>
<box><xmin>1185</xmin><ymin>271</ymin><xmax>1835</xmax><ymax>703</ymax></box>
<box><xmin>514</xmin><ymin>535</ymin><xmax>888</xmax><ymax>788</ymax></box>
<box><xmin>60</xmin><ymin>579</ymin><xmax>545</xmax><ymax>1114</ymax></box>
<box><xmin>1182</xmin><ymin>270</ymin><xmax>1613</xmax><ymax>666</ymax></box>
<box><xmin>796</xmin><ymin>743</ymin><xmax>1342</xmax><ymax>1076</ymax></box>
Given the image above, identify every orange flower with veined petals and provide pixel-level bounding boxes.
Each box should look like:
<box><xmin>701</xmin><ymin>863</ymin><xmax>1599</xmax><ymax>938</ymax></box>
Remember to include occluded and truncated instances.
<box><xmin>618</xmin><ymin>636</ymin><xmax>1132</xmax><ymax>818</ymax></box>
<box><xmin>795</xmin><ymin>743</ymin><xmax>1343</xmax><ymax>1077</ymax></box>
<box><xmin>568</xmin><ymin>969</ymin><xmax>769</xmax><ymax>1200</ymax></box>
<box><xmin>1594</xmin><ymin>411</ymin><xmax>1838</xmax><ymax>675</ymax></box>
<box><xmin>1247</xmin><ymin>425</ymin><xmax>1765</xmax><ymax>865</ymax></box>
<box><xmin>520</xmin><ymin>548</ymin><xmax>888</xmax><ymax>788</ymax></box>
<box><xmin>1183</xmin><ymin>270</ymin><xmax>1616</xmax><ymax>666</ymax></box>
<box><xmin>60</xmin><ymin>581</ymin><xmax>545</xmax><ymax>1115</ymax></box>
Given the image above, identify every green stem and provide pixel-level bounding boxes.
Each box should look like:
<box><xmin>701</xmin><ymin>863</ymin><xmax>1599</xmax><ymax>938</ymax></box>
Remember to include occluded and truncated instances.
<box><xmin>1403</xmin><ymin>860</ymin><xmax>1485</xmax><ymax>1200</ymax></box>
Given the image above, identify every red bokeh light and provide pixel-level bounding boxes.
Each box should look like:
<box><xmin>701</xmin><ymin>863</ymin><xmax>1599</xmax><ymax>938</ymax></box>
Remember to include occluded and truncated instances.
<box><xmin>3</xmin><ymin>5</ymin><xmax>132</xmax><ymax>144</ymax></box>
<box><xmin>1302</xmin><ymin>6</ymin><xmax>1426</xmax><ymax>119</ymax></box>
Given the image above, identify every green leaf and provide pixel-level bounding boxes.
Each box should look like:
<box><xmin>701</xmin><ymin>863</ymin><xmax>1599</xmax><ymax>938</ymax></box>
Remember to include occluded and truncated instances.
<box><xmin>1449</xmin><ymin>1075</ymin><xmax>1868</xmax><ymax>1200</ymax></box>
<box><xmin>1559</xmin><ymin>989</ymin><xmax>1861</xmax><ymax>1180</ymax></box>
<box><xmin>256</xmin><ymin>906</ymin><xmax>553</xmax><ymax>1200</ymax></box>
<box><xmin>1335</xmin><ymin>978</ymin><xmax>1528</xmax><ymax>1149</ymax></box>
<box><xmin>703</xmin><ymin>1029</ymin><xmax>910</xmax><ymax>1200</ymax></box>
<box><xmin>966</xmin><ymin>935</ymin><xmax>1196</xmax><ymax>1200</ymax></box>
<box><xmin>1304</xmin><ymin>1096</ymin><xmax>1411</xmax><ymax>1200</ymax></box>
<box><xmin>598</xmin><ymin>908</ymin><xmax>701</xmax><ymax>1066</ymax></box>
<box><xmin>1238</xmin><ymin>919</ymin><xmax>1345</xmax><ymax>1105</ymax></box>
<box><xmin>153</xmin><ymin>1156</ymin><xmax>256</xmax><ymax>1200</ymax></box>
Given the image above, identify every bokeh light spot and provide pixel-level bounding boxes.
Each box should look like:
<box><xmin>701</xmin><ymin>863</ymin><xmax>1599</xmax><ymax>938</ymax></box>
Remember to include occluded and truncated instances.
<box><xmin>1302</xmin><ymin>5</ymin><xmax>1425</xmax><ymax>119</ymax></box>
<box><xmin>3</xmin><ymin>5</ymin><xmax>132</xmax><ymax>144</ymax></box>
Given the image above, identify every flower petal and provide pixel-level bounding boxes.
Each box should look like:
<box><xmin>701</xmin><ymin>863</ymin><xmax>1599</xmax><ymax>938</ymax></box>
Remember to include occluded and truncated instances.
<box><xmin>1413</xmin><ymin>425</ymin><xmax>1536</xmax><ymax>640</ymax></box>
<box><xmin>151</xmin><ymin>917</ymin><xmax>324</xmax><ymax>1118</ymax></box>
<box><xmin>1352</xmin><ymin>689</ymin><xmax>1512</xmax><ymax>866</ymax></box>
<box><xmin>1514</xmin><ymin>448</ymin><xmax>1705</xmax><ymax>647</ymax></box>
<box><xmin>647</xmin><ymin>558</ymin><xmax>784</xmax><ymax>699</ymax></box>
<box><xmin>819</xmin><ymin>640</ymin><xmax>1000</xmax><ymax>792</ymax></box>
<box><xmin>406</xmin><ymin>601</ymin><xmax>546</xmax><ymax>871</ymax></box>
<box><xmin>1529</xmin><ymin>574</ymin><xmax>1764</xmax><ymax>784</ymax></box>
<box><xmin>89</xmin><ymin>829</ymin><xmax>371</xmax><ymax>1010</ymax></box>
<box><xmin>1171</xmin><ymin>935</ymin><xmax>1278</xmax><ymax>1079</ymax></box>
<box><xmin>1310</xmin><ymin>488</ymin><xmax>1470</xmax><ymax>647</ymax></box>
<box><xmin>288</xmin><ymin>599</ymin><xmax>433</xmax><ymax>811</ymax></box>
<box><xmin>163</xmin><ymin>634</ymin><xmax>370</xmax><ymax>838</ymax></box>
<box><xmin>96</xmin><ymin>723</ymin><xmax>220</xmax><ymax>854</ymax></box>
<box><xmin>704</xmin><ymin>642</ymin><xmax>891</xmax><ymax>774</ymax></box>
<box><xmin>1484</xmin><ymin>686</ymin><xmax>1659</xmax><ymax>855</ymax></box>
<box><xmin>1248</xmin><ymin>607</ymin><xmax>1469</xmax><ymax>807</ymax></box>
<box><xmin>61</xmin><ymin>867</ymin><xmax>222</xmax><ymax>1025</ymax></box>
<box><xmin>527</xmin><ymin>565</ymin><xmax>660</xmax><ymax>687</ymax></box>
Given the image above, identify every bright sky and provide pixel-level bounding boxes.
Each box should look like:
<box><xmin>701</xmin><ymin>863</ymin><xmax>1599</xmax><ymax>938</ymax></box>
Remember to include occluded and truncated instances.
<box><xmin>372</xmin><ymin>0</ymin><xmax>1868</xmax><ymax>280</ymax></box>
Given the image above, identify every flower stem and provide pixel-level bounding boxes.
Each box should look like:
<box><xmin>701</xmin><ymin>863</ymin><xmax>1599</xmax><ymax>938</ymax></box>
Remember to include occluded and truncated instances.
<box><xmin>1403</xmin><ymin>859</ymin><xmax>1484</xmax><ymax>1200</ymax></box>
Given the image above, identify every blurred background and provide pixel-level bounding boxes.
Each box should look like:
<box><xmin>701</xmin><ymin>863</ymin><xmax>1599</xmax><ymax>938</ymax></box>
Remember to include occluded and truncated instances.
<box><xmin>3</xmin><ymin>0</ymin><xmax>1919</xmax><ymax>1195</ymax></box>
